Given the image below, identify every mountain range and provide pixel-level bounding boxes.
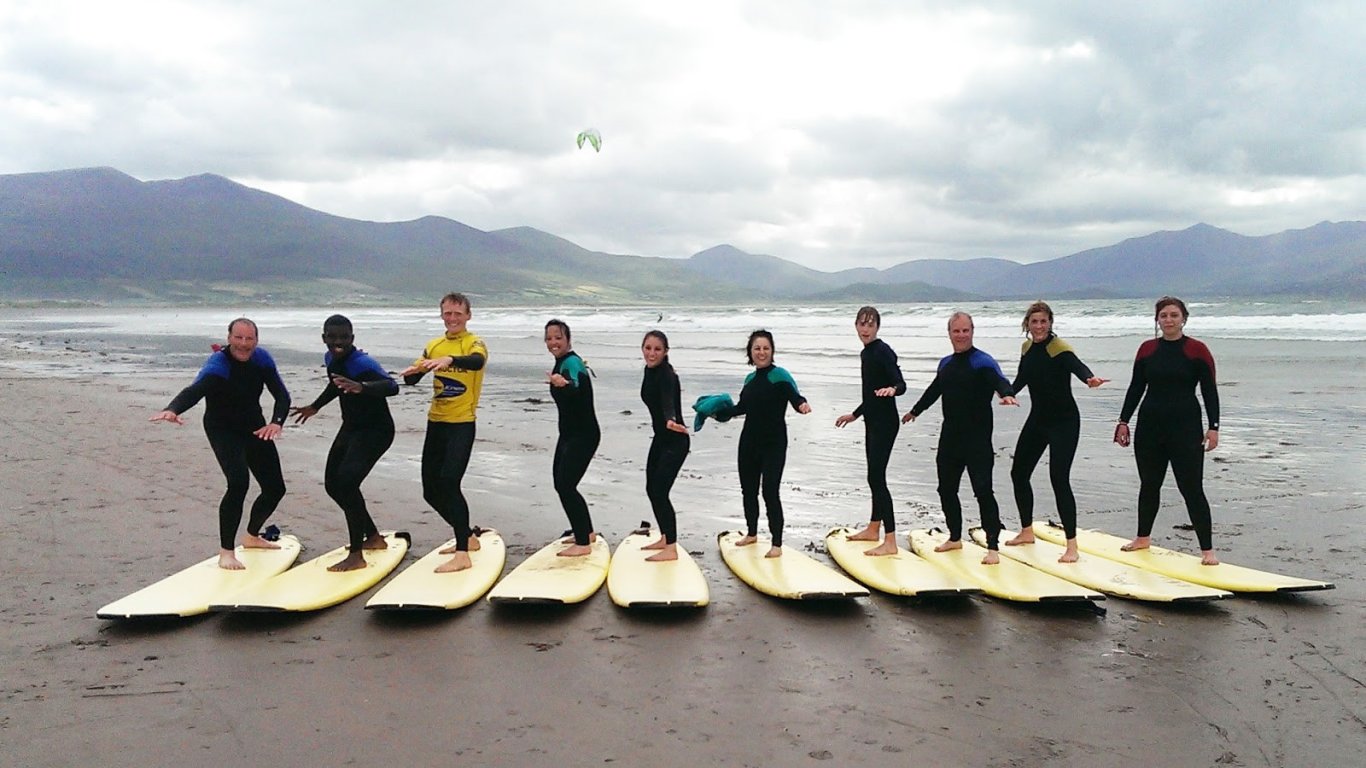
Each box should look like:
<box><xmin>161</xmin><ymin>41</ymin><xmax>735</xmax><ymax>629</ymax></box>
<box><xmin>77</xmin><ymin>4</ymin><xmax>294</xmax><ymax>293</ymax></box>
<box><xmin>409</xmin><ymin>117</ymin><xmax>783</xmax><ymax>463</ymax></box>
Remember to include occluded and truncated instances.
<box><xmin>1</xmin><ymin>167</ymin><xmax>1362</xmax><ymax>304</ymax></box>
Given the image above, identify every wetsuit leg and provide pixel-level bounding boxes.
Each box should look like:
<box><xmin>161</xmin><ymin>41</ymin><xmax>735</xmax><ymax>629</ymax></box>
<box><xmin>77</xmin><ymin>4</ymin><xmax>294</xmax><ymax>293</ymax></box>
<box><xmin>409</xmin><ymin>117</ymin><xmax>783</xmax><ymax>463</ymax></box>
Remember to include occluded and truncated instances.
<box><xmin>1010</xmin><ymin>418</ymin><xmax>1048</xmax><ymax>531</ymax></box>
<box><xmin>965</xmin><ymin>448</ymin><xmax>1000</xmax><ymax>549</ymax></box>
<box><xmin>1046</xmin><ymin>418</ymin><xmax>1081</xmax><ymax>540</ymax></box>
<box><xmin>420</xmin><ymin>421</ymin><xmax>449</xmax><ymax>525</ymax></box>
<box><xmin>325</xmin><ymin>426</ymin><xmax>394</xmax><ymax>552</ymax></box>
<box><xmin>553</xmin><ymin>432</ymin><xmax>600</xmax><ymax>546</ymax></box>
<box><xmin>645</xmin><ymin>435</ymin><xmax>688</xmax><ymax>544</ymax></box>
<box><xmin>760</xmin><ymin>441</ymin><xmax>787</xmax><ymax>548</ymax></box>
<box><xmin>1133</xmin><ymin>429</ymin><xmax>1169</xmax><ymax>539</ymax></box>
<box><xmin>206</xmin><ymin>427</ymin><xmax>251</xmax><ymax>550</ymax></box>
<box><xmin>864</xmin><ymin>417</ymin><xmax>900</xmax><ymax>533</ymax></box>
<box><xmin>423</xmin><ymin>421</ymin><xmax>476</xmax><ymax>551</ymax></box>
<box><xmin>242</xmin><ymin>436</ymin><xmax>285</xmax><ymax>540</ymax></box>
<box><xmin>737</xmin><ymin>434</ymin><xmax>763</xmax><ymax>538</ymax></box>
<box><xmin>936</xmin><ymin>449</ymin><xmax>968</xmax><ymax>542</ymax></box>
<box><xmin>1168</xmin><ymin>435</ymin><xmax>1213</xmax><ymax>551</ymax></box>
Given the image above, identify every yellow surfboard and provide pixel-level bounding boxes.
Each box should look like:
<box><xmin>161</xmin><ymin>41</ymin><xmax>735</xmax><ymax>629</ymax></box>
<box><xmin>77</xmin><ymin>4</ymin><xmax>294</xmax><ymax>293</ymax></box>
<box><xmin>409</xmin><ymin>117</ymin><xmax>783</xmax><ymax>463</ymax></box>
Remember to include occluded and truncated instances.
<box><xmin>97</xmin><ymin>535</ymin><xmax>302</xmax><ymax>619</ymax></box>
<box><xmin>210</xmin><ymin>531</ymin><xmax>410</xmax><ymax>612</ymax></box>
<box><xmin>908</xmin><ymin>529</ymin><xmax>1104</xmax><ymax>603</ymax></box>
<box><xmin>825</xmin><ymin>526</ymin><xmax>981</xmax><ymax>598</ymax></box>
<box><xmin>718</xmin><ymin>531</ymin><xmax>868</xmax><ymax>600</ymax></box>
<box><xmin>1034</xmin><ymin>523</ymin><xmax>1335</xmax><ymax>593</ymax></box>
<box><xmin>366</xmin><ymin>530</ymin><xmax>506</xmax><ymax>611</ymax></box>
<box><xmin>607</xmin><ymin>532</ymin><xmax>709</xmax><ymax>608</ymax></box>
<box><xmin>970</xmin><ymin>527</ymin><xmax>1232</xmax><ymax>603</ymax></box>
<box><xmin>487</xmin><ymin>536</ymin><xmax>610</xmax><ymax>604</ymax></box>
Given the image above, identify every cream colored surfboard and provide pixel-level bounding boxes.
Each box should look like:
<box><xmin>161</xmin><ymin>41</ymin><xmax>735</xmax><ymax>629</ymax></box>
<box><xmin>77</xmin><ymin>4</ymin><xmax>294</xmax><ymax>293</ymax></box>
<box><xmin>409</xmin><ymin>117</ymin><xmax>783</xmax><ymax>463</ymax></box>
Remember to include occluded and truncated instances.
<box><xmin>97</xmin><ymin>535</ymin><xmax>303</xmax><ymax>619</ymax></box>
<box><xmin>908</xmin><ymin>529</ymin><xmax>1103</xmax><ymax>603</ymax></box>
<box><xmin>970</xmin><ymin>526</ymin><xmax>1231</xmax><ymax>602</ymax></box>
<box><xmin>210</xmin><ymin>531</ymin><xmax>410</xmax><ymax>612</ymax></box>
<box><xmin>366</xmin><ymin>530</ymin><xmax>506</xmax><ymax>611</ymax></box>
<box><xmin>1034</xmin><ymin>523</ymin><xmax>1335</xmax><ymax>593</ymax></box>
<box><xmin>825</xmin><ymin>526</ymin><xmax>981</xmax><ymax>598</ymax></box>
<box><xmin>606</xmin><ymin>531</ymin><xmax>709</xmax><ymax>608</ymax></box>
<box><xmin>718</xmin><ymin>530</ymin><xmax>868</xmax><ymax>600</ymax></box>
<box><xmin>487</xmin><ymin>536</ymin><xmax>610</xmax><ymax>604</ymax></box>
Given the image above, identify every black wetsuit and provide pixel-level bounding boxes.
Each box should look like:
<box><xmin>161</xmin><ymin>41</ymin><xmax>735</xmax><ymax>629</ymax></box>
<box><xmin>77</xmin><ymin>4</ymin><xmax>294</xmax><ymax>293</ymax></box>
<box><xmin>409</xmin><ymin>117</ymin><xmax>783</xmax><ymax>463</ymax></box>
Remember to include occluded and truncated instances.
<box><xmin>724</xmin><ymin>365</ymin><xmax>807</xmax><ymax>547</ymax></box>
<box><xmin>909</xmin><ymin>347</ymin><xmax>1013</xmax><ymax>549</ymax></box>
<box><xmin>165</xmin><ymin>347</ymin><xmax>290</xmax><ymax>550</ymax></box>
<box><xmin>1119</xmin><ymin>336</ymin><xmax>1220</xmax><ymax>551</ymax></box>
<box><xmin>641</xmin><ymin>362</ymin><xmax>689</xmax><ymax>545</ymax></box>
<box><xmin>1010</xmin><ymin>335</ymin><xmax>1095</xmax><ymax>539</ymax></box>
<box><xmin>550</xmin><ymin>351</ymin><xmax>600</xmax><ymax>546</ymax></box>
<box><xmin>852</xmin><ymin>339</ymin><xmax>906</xmax><ymax>533</ymax></box>
<box><xmin>306</xmin><ymin>348</ymin><xmax>399</xmax><ymax>552</ymax></box>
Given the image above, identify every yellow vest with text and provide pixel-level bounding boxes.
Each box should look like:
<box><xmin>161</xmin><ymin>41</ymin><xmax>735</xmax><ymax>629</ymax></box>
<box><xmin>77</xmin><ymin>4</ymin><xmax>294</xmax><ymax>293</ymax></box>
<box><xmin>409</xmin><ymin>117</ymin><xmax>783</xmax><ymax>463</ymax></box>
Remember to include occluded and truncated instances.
<box><xmin>417</xmin><ymin>331</ymin><xmax>488</xmax><ymax>423</ymax></box>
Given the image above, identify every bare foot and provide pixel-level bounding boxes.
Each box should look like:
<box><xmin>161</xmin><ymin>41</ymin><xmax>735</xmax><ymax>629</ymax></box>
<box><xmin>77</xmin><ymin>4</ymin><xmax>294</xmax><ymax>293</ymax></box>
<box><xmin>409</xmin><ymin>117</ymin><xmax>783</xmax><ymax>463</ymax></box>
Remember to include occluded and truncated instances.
<box><xmin>764</xmin><ymin>546</ymin><xmax>782</xmax><ymax>558</ymax></box>
<box><xmin>934</xmin><ymin>539</ymin><xmax>963</xmax><ymax>553</ymax></box>
<box><xmin>218</xmin><ymin>549</ymin><xmax>246</xmax><ymax>570</ymax></box>
<box><xmin>1058</xmin><ymin>542</ymin><xmax>1079</xmax><ymax>563</ymax></box>
<box><xmin>1005</xmin><ymin>530</ymin><xmax>1035</xmax><ymax>546</ymax></box>
<box><xmin>1200</xmin><ymin>550</ymin><xmax>1219</xmax><ymax>566</ymax></box>
<box><xmin>440</xmin><ymin>536</ymin><xmax>481</xmax><ymax>555</ymax></box>
<box><xmin>560</xmin><ymin>532</ymin><xmax>598</xmax><ymax>544</ymax></box>
<box><xmin>240</xmin><ymin>534</ymin><xmax>281</xmax><ymax>550</ymax></box>
<box><xmin>846</xmin><ymin>523</ymin><xmax>881</xmax><ymax>542</ymax></box>
<box><xmin>557</xmin><ymin>543</ymin><xmax>594</xmax><ymax>557</ymax></box>
<box><xmin>1121</xmin><ymin>536</ymin><xmax>1151</xmax><ymax>552</ymax></box>
<box><xmin>981</xmin><ymin>550</ymin><xmax>1000</xmax><ymax>565</ymax></box>
<box><xmin>435</xmin><ymin>551</ymin><xmax>473</xmax><ymax>573</ymax></box>
<box><xmin>733</xmin><ymin>535</ymin><xmax>758</xmax><ymax>547</ymax></box>
<box><xmin>362</xmin><ymin>533</ymin><xmax>389</xmax><ymax>550</ymax></box>
<box><xmin>644</xmin><ymin>543</ymin><xmax>678</xmax><ymax>562</ymax></box>
<box><xmin>641</xmin><ymin>536</ymin><xmax>668</xmax><ymax>551</ymax></box>
<box><xmin>863</xmin><ymin>536</ymin><xmax>898</xmax><ymax>557</ymax></box>
<box><xmin>327</xmin><ymin>551</ymin><xmax>369</xmax><ymax>572</ymax></box>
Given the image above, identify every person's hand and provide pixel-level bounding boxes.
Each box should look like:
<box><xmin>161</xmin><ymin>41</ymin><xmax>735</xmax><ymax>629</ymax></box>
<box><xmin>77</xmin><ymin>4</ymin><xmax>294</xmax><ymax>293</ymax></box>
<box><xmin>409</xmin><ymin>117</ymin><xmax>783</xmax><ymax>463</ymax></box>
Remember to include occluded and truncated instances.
<box><xmin>1113</xmin><ymin>422</ymin><xmax>1130</xmax><ymax>448</ymax></box>
<box><xmin>399</xmin><ymin>364</ymin><xmax>423</xmax><ymax>378</ymax></box>
<box><xmin>332</xmin><ymin>375</ymin><xmax>363</xmax><ymax>394</ymax></box>
<box><xmin>901</xmin><ymin>411</ymin><xmax>917</xmax><ymax>425</ymax></box>
<box><xmin>1000</xmin><ymin>396</ymin><xmax>1019</xmax><ymax>406</ymax></box>
<box><xmin>547</xmin><ymin>372</ymin><xmax>569</xmax><ymax>388</ymax></box>
<box><xmin>419</xmin><ymin>356</ymin><xmax>452</xmax><ymax>372</ymax></box>
<box><xmin>835</xmin><ymin>413</ymin><xmax>856</xmax><ymax>428</ymax></box>
<box><xmin>796</xmin><ymin>402</ymin><xmax>811</xmax><ymax>415</ymax></box>
<box><xmin>1085</xmin><ymin>376</ymin><xmax>1109</xmax><ymax>388</ymax></box>
<box><xmin>666</xmin><ymin>419</ymin><xmax>689</xmax><ymax>435</ymax></box>
<box><xmin>290</xmin><ymin>405</ymin><xmax>318</xmax><ymax>424</ymax></box>
<box><xmin>149</xmin><ymin>410</ymin><xmax>184</xmax><ymax>426</ymax></box>
<box><xmin>1204</xmin><ymin>430</ymin><xmax>1219</xmax><ymax>451</ymax></box>
<box><xmin>254</xmin><ymin>423</ymin><xmax>283</xmax><ymax>441</ymax></box>
<box><xmin>874</xmin><ymin>386</ymin><xmax>897</xmax><ymax>397</ymax></box>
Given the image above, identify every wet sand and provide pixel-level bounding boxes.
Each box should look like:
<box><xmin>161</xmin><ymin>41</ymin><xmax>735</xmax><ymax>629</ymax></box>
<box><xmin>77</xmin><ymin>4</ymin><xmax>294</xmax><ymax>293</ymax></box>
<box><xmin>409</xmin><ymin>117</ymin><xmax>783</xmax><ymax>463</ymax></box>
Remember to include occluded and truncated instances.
<box><xmin>2</xmin><ymin>336</ymin><xmax>1363</xmax><ymax>768</ymax></box>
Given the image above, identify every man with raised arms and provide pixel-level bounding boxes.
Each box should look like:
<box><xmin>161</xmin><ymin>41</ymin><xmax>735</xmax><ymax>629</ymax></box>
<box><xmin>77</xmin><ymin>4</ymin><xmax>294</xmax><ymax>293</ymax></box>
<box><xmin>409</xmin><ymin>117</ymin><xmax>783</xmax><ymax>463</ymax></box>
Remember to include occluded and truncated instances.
<box><xmin>290</xmin><ymin>315</ymin><xmax>400</xmax><ymax>571</ymax></box>
<box><xmin>150</xmin><ymin>317</ymin><xmax>289</xmax><ymax>570</ymax></box>
<box><xmin>400</xmin><ymin>293</ymin><xmax>489</xmax><ymax>573</ymax></box>
<box><xmin>903</xmin><ymin>312</ymin><xmax>1018</xmax><ymax>565</ymax></box>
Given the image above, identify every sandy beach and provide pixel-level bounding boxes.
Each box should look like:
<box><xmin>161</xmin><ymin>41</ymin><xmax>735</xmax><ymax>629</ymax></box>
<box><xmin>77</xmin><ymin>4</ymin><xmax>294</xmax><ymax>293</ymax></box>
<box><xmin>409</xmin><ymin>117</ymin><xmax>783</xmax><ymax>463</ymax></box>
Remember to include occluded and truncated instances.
<box><xmin>2</xmin><ymin>318</ymin><xmax>1363</xmax><ymax>768</ymax></box>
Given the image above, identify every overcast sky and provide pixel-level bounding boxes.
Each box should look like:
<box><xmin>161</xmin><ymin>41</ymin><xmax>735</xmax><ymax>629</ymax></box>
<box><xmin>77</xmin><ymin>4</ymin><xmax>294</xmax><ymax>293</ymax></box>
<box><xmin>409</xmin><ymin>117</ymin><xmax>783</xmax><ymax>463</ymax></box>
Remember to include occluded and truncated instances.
<box><xmin>2</xmin><ymin>1</ymin><xmax>1363</xmax><ymax>270</ymax></box>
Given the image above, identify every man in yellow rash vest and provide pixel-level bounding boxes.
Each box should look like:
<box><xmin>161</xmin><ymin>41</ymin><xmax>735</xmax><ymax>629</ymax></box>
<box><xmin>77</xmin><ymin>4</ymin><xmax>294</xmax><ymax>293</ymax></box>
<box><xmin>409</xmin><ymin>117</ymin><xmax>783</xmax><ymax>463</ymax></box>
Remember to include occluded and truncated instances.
<box><xmin>399</xmin><ymin>292</ymin><xmax>489</xmax><ymax>573</ymax></box>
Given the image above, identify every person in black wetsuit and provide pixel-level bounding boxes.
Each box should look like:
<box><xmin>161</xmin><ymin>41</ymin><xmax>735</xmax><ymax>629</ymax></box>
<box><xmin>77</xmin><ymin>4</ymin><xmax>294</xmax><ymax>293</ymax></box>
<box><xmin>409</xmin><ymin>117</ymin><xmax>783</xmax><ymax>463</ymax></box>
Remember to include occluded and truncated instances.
<box><xmin>718</xmin><ymin>330</ymin><xmax>811</xmax><ymax>558</ymax></box>
<box><xmin>544</xmin><ymin>319</ymin><xmax>601</xmax><ymax>558</ymax></box>
<box><xmin>289</xmin><ymin>315</ymin><xmax>399</xmax><ymax>572</ymax></box>
<box><xmin>150</xmin><ymin>317</ymin><xmax>289</xmax><ymax>570</ymax></box>
<box><xmin>640</xmin><ymin>329</ymin><xmax>690</xmax><ymax>562</ymax></box>
<box><xmin>903</xmin><ymin>312</ymin><xmax>1018</xmax><ymax>565</ymax></box>
<box><xmin>835</xmin><ymin>306</ymin><xmax>907</xmax><ymax>557</ymax></box>
<box><xmin>1113</xmin><ymin>296</ymin><xmax>1221</xmax><ymax>565</ymax></box>
<box><xmin>1003</xmin><ymin>301</ymin><xmax>1108</xmax><ymax>563</ymax></box>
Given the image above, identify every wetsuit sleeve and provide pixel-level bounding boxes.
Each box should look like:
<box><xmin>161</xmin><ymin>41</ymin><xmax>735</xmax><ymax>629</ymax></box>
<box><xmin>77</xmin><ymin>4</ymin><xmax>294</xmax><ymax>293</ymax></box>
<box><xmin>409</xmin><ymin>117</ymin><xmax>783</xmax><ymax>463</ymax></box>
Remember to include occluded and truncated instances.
<box><xmin>658</xmin><ymin>366</ymin><xmax>682</xmax><ymax>425</ymax></box>
<box><xmin>348</xmin><ymin>353</ymin><xmax>400</xmax><ymax>397</ymax></box>
<box><xmin>165</xmin><ymin>378</ymin><xmax>213</xmax><ymax>415</ymax></box>
<box><xmin>770</xmin><ymin>367</ymin><xmax>808</xmax><ymax>410</ymax></box>
<box><xmin>878</xmin><ymin>345</ymin><xmax>907</xmax><ymax>396</ymax></box>
<box><xmin>404</xmin><ymin>345</ymin><xmax>430</xmax><ymax>386</ymax></box>
<box><xmin>1060</xmin><ymin>350</ymin><xmax>1095</xmax><ymax>382</ymax></box>
<box><xmin>1118</xmin><ymin>348</ymin><xmax>1148</xmax><ymax>423</ymax></box>
<box><xmin>727</xmin><ymin>372</ymin><xmax>755</xmax><ymax>417</ymax></box>
<box><xmin>1190</xmin><ymin>340</ymin><xmax>1220</xmax><ymax>430</ymax></box>
<box><xmin>259</xmin><ymin>353</ymin><xmax>291</xmax><ymax>426</ymax></box>
<box><xmin>910</xmin><ymin>375</ymin><xmax>943</xmax><ymax>417</ymax></box>
<box><xmin>308</xmin><ymin>382</ymin><xmax>341</xmax><ymax>411</ymax></box>
<box><xmin>1011</xmin><ymin>341</ymin><xmax>1030</xmax><ymax>395</ymax></box>
<box><xmin>449</xmin><ymin>353</ymin><xmax>486</xmax><ymax>371</ymax></box>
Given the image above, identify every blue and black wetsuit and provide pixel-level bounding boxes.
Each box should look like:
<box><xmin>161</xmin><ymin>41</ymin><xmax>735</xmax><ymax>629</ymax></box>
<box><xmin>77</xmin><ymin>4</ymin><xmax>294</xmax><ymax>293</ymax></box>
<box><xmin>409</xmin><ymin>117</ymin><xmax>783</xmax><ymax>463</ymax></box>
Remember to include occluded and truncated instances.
<box><xmin>306</xmin><ymin>348</ymin><xmax>399</xmax><ymax>552</ymax></box>
<box><xmin>852</xmin><ymin>339</ymin><xmax>906</xmax><ymax>533</ymax></box>
<box><xmin>165</xmin><ymin>348</ymin><xmax>290</xmax><ymax>550</ymax></box>
<box><xmin>550</xmin><ymin>351</ymin><xmax>600</xmax><ymax>546</ymax></box>
<box><xmin>1010</xmin><ymin>335</ymin><xmax>1095</xmax><ymax>539</ymax></box>
<box><xmin>723</xmin><ymin>365</ymin><xmax>807</xmax><ymax>547</ymax></box>
<box><xmin>641</xmin><ymin>362</ymin><xmax>689</xmax><ymax>545</ymax></box>
<box><xmin>1120</xmin><ymin>336</ymin><xmax>1220</xmax><ymax>551</ymax></box>
<box><xmin>909</xmin><ymin>347</ymin><xmax>1013</xmax><ymax>549</ymax></box>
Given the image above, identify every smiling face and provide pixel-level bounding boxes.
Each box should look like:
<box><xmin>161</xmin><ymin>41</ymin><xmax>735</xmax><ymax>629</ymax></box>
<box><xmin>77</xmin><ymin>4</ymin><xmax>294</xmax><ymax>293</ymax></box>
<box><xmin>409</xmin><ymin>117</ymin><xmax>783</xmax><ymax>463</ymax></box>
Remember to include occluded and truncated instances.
<box><xmin>641</xmin><ymin>334</ymin><xmax>668</xmax><ymax>368</ymax></box>
<box><xmin>1027</xmin><ymin>311</ymin><xmax>1052</xmax><ymax>343</ymax></box>
<box><xmin>748</xmin><ymin>336</ymin><xmax>773</xmax><ymax>368</ymax></box>
<box><xmin>544</xmin><ymin>324</ymin><xmax>568</xmax><ymax>358</ymax></box>
<box><xmin>322</xmin><ymin>323</ymin><xmax>354</xmax><ymax>358</ymax></box>
<box><xmin>226</xmin><ymin>320</ymin><xmax>259</xmax><ymax>362</ymax></box>
<box><xmin>1157</xmin><ymin>304</ymin><xmax>1186</xmax><ymax>339</ymax></box>
<box><xmin>441</xmin><ymin>299</ymin><xmax>470</xmax><ymax>335</ymax></box>
<box><xmin>948</xmin><ymin>314</ymin><xmax>974</xmax><ymax>353</ymax></box>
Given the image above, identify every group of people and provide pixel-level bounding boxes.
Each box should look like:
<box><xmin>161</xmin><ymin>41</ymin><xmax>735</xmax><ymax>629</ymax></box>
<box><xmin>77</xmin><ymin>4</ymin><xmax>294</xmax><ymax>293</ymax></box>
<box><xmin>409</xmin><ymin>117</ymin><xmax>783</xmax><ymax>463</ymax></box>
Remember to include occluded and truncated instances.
<box><xmin>153</xmin><ymin>293</ymin><xmax>1222</xmax><ymax>573</ymax></box>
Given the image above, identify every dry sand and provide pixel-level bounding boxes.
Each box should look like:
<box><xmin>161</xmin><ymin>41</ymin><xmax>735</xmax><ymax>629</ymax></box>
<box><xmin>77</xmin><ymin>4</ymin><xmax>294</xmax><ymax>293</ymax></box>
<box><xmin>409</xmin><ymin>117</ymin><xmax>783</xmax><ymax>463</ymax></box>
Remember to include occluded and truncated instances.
<box><xmin>2</xmin><ymin>340</ymin><xmax>1363</xmax><ymax>768</ymax></box>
